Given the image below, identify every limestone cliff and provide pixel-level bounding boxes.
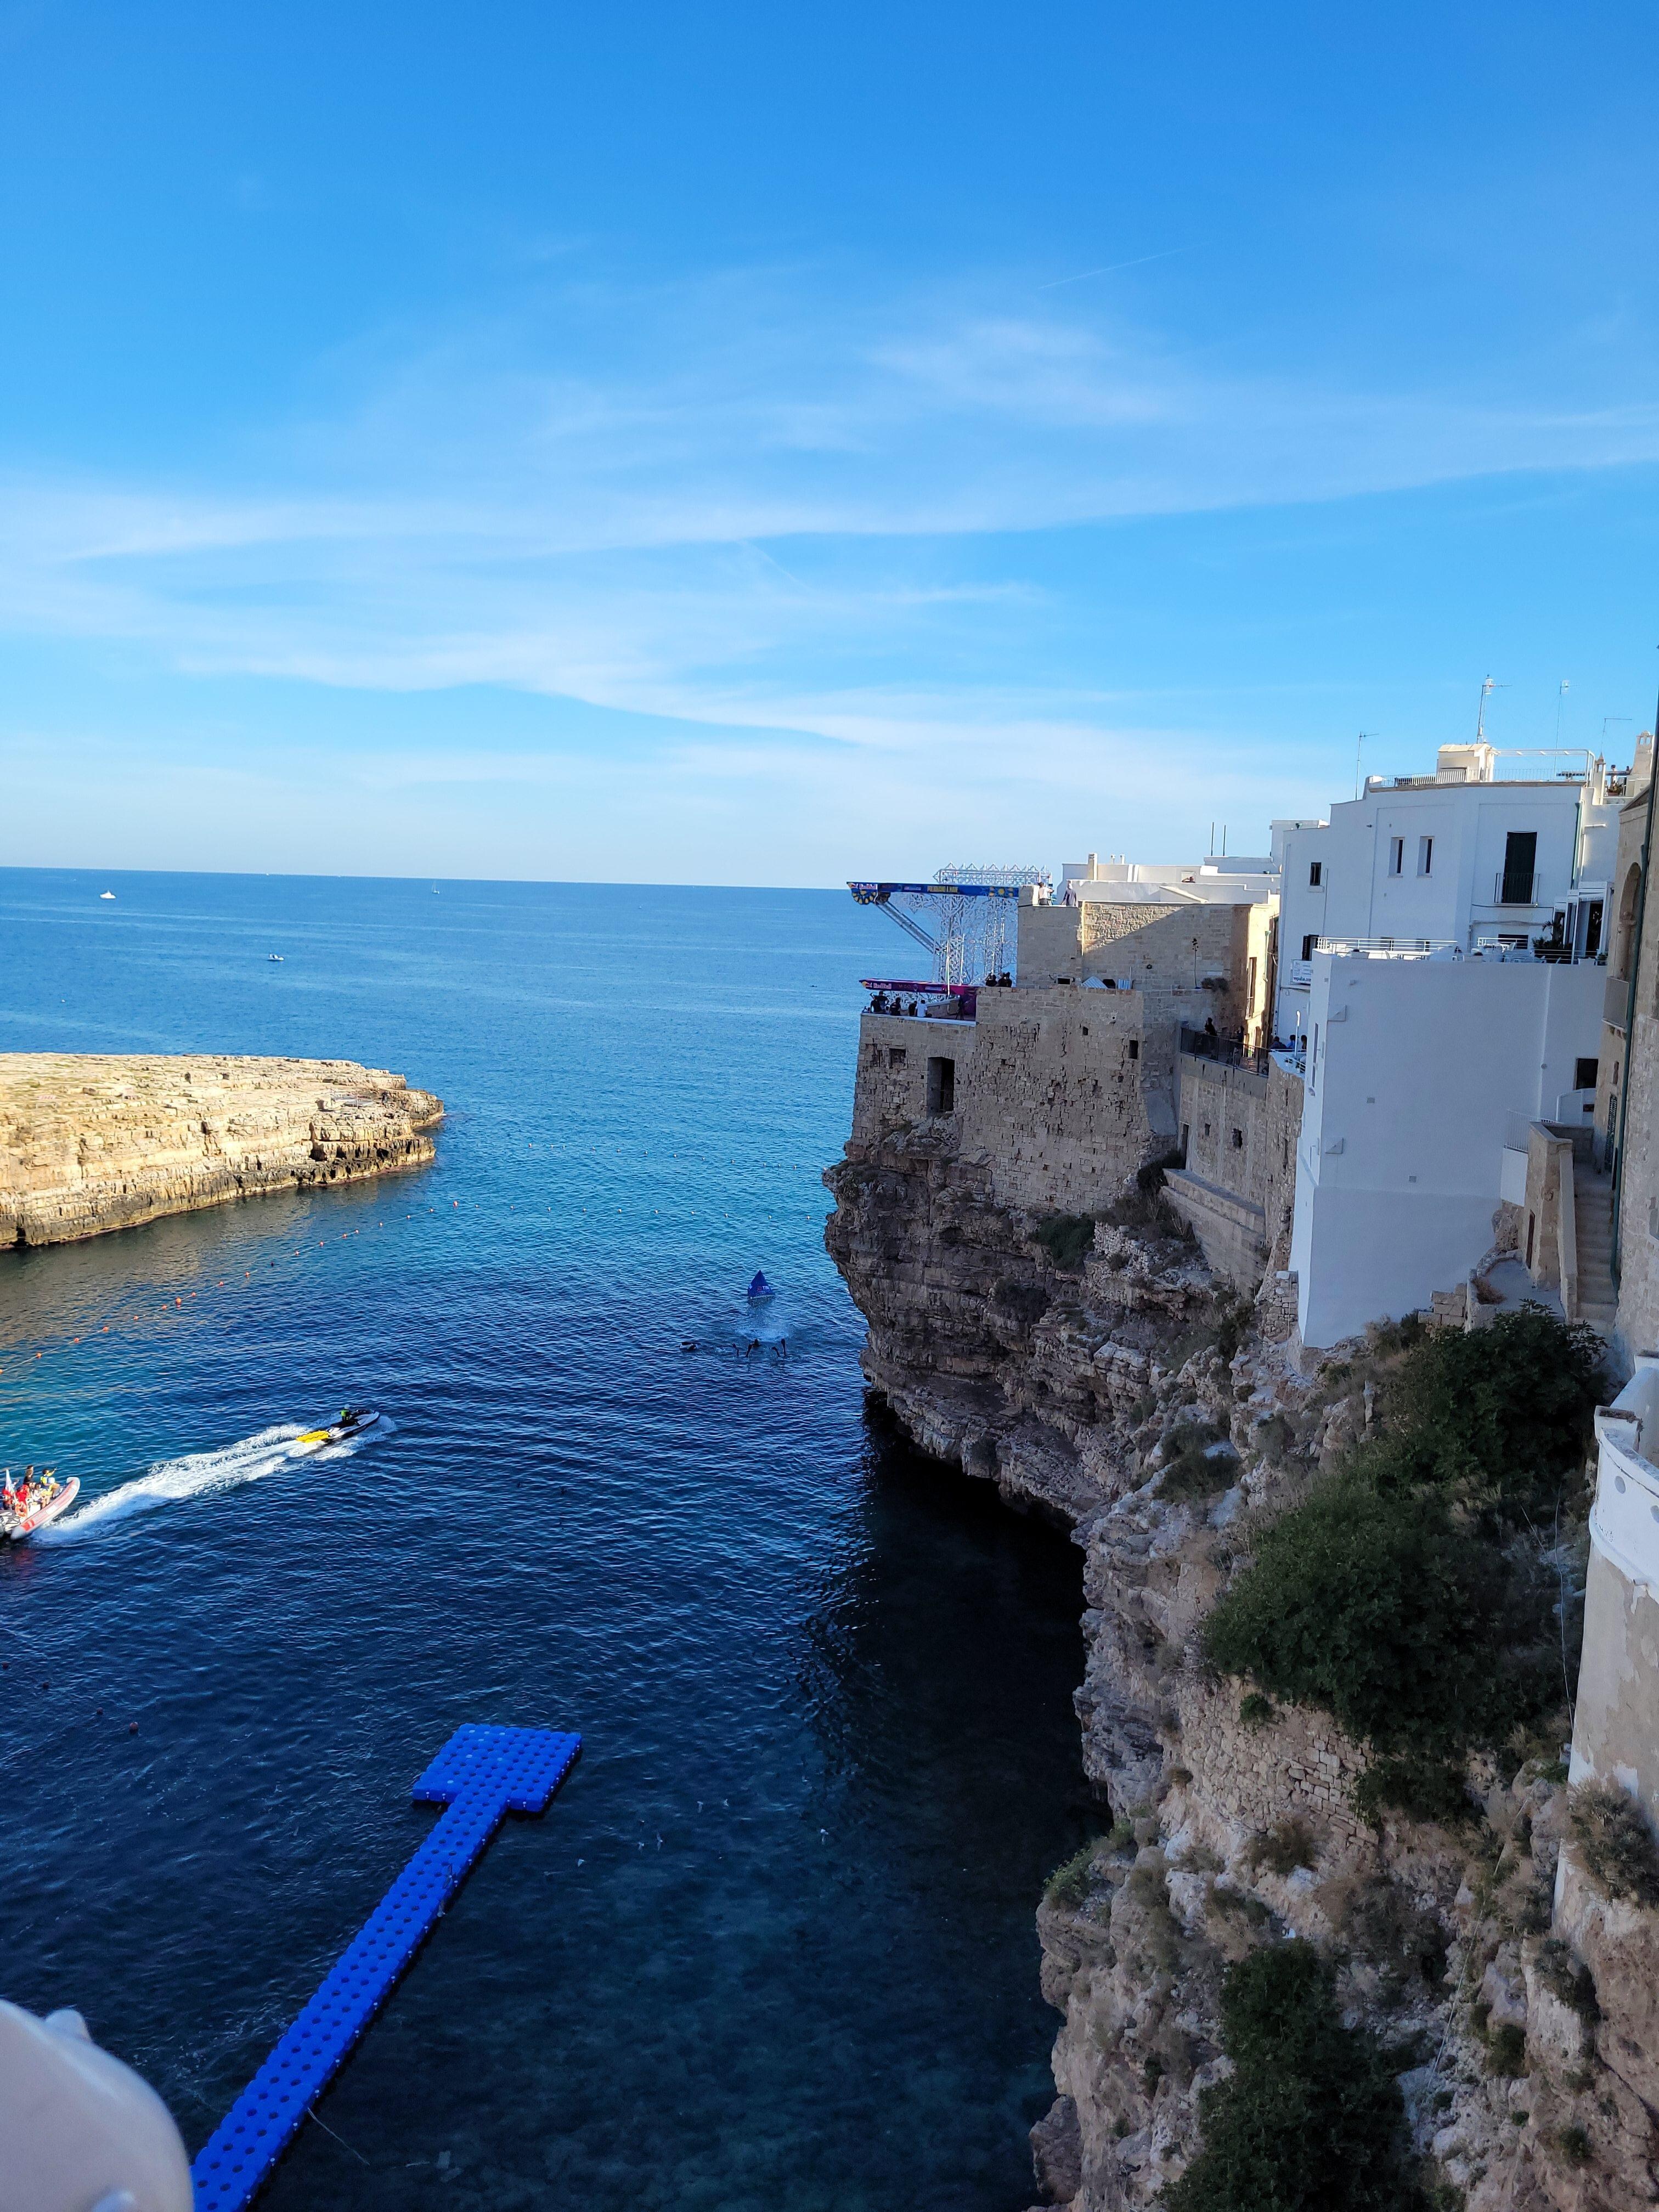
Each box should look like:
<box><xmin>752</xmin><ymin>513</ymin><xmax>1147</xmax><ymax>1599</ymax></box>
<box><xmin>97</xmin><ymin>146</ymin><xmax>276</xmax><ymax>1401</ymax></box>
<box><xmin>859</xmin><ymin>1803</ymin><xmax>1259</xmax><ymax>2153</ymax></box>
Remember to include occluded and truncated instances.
<box><xmin>0</xmin><ymin>1053</ymin><xmax>443</xmax><ymax>1246</ymax></box>
<box><xmin>825</xmin><ymin>1122</ymin><xmax>1659</xmax><ymax>2212</ymax></box>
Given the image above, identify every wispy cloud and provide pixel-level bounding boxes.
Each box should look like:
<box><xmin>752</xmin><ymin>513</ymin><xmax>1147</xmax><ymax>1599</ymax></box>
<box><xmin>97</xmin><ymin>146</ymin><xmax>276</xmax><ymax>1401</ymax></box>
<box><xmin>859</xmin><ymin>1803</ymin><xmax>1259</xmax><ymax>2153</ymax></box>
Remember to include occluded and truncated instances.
<box><xmin>2</xmin><ymin>259</ymin><xmax>1656</xmax><ymax>876</ymax></box>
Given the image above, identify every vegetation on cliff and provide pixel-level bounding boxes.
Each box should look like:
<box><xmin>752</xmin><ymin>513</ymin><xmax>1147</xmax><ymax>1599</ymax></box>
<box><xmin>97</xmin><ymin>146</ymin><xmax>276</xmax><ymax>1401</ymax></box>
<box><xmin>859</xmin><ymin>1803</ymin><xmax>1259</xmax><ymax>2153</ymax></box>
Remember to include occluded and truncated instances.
<box><xmin>1165</xmin><ymin>1944</ymin><xmax>1420</xmax><ymax>2212</ymax></box>
<box><xmin>1202</xmin><ymin>1308</ymin><xmax>1602</xmax><ymax>1816</ymax></box>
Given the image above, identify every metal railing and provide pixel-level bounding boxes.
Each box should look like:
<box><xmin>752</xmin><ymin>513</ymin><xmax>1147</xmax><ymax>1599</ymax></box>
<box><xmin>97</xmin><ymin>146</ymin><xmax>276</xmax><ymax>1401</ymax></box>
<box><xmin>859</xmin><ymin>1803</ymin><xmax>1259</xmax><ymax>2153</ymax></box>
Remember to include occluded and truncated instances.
<box><xmin>1491</xmin><ymin>871</ymin><xmax>1543</xmax><ymax>907</ymax></box>
<box><xmin>1180</xmin><ymin>1024</ymin><xmax>1269</xmax><ymax>1072</ymax></box>
<box><xmin>1314</xmin><ymin>936</ymin><xmax>1454</xmax><ymax>957</ymax></box>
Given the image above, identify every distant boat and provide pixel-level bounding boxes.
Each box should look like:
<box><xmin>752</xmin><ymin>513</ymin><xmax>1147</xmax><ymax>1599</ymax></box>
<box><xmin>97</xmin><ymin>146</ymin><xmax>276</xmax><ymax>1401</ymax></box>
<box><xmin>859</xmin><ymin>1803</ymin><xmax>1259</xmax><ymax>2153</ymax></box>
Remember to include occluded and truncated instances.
<box><xmin>747</xmin><ymin>1272</ymin><xmax>776</xmax><ymax>1300</ymax></box>
<box><xmin>268</xmin><ymin>954</ymin><xmax>284</xmax><ymax>963</ymax></box>
<box><xmin>99</xmin><ymin>891</ymin><xmax>114</xmax><ymax>900</ymax></box>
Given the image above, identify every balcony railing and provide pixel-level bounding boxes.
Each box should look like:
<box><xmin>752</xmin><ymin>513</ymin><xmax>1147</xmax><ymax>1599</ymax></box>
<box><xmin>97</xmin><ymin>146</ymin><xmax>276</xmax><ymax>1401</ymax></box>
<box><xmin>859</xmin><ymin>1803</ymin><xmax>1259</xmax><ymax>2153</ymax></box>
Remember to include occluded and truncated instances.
<box><xmin>1491</xmin><ymin>872</ymin><xmax>1543</xmax><ymax>907</ymax></box>
<box><xmin>1315</xmin><ymin>936</ymin><xmax>1454</xmax><ymax>957</ymax></box>
<box><xmin>1180</xmin><ymin>1024</ymin><xmax>1268</xmax><ymax>1072</ymax></box>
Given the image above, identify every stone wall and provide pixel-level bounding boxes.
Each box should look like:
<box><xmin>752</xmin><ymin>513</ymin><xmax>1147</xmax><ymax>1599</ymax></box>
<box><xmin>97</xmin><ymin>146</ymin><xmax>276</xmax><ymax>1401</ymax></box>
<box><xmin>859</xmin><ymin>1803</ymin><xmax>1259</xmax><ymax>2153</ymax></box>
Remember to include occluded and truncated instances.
<box><xmin>1163</xmin><ymin>1056</ymin><xmax>1304</xmax><ymax>1289</ymax></box>
<box><xmin>847</xmin><ymin>988</ymin><xmax>1160</xmax><ymax>1215</ymax></box>
<box><xmin>1174</xmin><ymin>1677</ymin><xmax>1370</xmax><ymax>1850</ymax></box>
<box><xmin>957</xmin><ymin>988</ymin><xmax>1155</xmax><ymax>1212</ymax></box>
<box><xmin>1017</xmin><ymin>899</ymin><xmax>1259</xmax><ymax>1060</ymax></box>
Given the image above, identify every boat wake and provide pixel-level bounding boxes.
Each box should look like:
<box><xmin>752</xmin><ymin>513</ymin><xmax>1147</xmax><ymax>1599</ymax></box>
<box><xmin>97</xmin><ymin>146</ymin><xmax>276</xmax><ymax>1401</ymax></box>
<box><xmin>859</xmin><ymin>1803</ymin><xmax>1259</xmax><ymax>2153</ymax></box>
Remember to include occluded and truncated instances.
<box><xmin>37</xmin><ymin>1419</ymin><xmax>387</xmax><ymax>1544</ymax></box>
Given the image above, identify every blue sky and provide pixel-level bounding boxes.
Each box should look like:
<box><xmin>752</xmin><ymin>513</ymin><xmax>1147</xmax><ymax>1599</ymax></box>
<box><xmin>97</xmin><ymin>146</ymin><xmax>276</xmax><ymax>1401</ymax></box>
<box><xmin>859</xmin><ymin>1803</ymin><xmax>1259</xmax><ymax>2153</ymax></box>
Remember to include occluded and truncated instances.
<box><xmin>3</xmin><ymin>2</ymin><xmax>1657</xmax><ymax>884</ymax></box>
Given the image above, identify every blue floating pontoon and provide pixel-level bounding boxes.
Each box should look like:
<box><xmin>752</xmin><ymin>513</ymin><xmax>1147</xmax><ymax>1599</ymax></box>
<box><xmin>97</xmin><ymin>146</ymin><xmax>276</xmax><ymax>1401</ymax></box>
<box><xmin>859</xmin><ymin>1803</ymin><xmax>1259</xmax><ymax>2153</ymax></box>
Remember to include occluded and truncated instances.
<box><xmin>747</xmin><ymin>1272</ymin><xmax>775</xmax><ymax>1300</ymax></box>
<box><xmin>190</xmin><ymin>1722</ymin><xmax>580</xmax><ymax>2212</ymax></box>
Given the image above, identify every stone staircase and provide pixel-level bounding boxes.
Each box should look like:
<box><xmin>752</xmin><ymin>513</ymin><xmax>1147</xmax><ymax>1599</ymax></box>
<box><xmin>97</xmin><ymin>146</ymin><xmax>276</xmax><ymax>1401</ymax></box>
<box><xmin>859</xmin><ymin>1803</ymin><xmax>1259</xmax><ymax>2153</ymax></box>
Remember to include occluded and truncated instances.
<box><xmin>1573</xmin><ymin>1164</ymin><xmax>1617</xmax><ymax>1334</ymax></box>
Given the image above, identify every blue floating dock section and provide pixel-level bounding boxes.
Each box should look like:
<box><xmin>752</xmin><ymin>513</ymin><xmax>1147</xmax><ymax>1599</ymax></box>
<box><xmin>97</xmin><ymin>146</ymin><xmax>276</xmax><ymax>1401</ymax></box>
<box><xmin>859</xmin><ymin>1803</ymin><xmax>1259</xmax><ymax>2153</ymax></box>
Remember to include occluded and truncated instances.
<box><xmin>191</xmin><ymin>1723</ymin><xmax>580</xmax><ymax>2212</ymax></box>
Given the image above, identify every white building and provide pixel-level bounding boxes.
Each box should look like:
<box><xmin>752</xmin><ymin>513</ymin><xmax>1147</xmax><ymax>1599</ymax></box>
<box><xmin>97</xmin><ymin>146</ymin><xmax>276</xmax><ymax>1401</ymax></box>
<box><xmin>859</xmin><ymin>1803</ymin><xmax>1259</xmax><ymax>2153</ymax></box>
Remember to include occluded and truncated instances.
<box><xmin>1058</xmin><ymin>851</ymin><xmax>1280</xmax><ymax>907</ymax></box>
<box><xmin>1288</xmin><ymin>945</ymin><xmax>1604</xmax><ymax>1348</ymax></box>
<box><xmin>1273</xmin><ymin>743</ymin><xmax>1630</xmax><ymax>1049</ymax></box>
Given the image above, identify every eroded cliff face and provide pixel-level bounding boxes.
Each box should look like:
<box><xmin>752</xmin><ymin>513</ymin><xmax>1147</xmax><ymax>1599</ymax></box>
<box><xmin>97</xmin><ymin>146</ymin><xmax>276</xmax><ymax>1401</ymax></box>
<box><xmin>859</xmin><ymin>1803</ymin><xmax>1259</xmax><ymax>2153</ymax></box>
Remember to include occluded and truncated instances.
<box><xmin>825</xmin><ymin>1124</ymin><xmax>1659</xmax><ymax>2212</ymax></box>
<box><xmin>0</xmin><ymin>1053</ymin><xmax>443</xmax><ymax>1246</ymax></box>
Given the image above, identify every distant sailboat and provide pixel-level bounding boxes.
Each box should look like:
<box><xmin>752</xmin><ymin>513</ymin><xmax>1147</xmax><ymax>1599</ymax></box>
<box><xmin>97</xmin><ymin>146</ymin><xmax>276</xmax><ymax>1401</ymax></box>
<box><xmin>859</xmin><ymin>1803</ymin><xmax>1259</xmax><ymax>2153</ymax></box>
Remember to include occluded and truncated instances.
<box><xmin>747</xmin><ymin>1272</ymin><xmax>776</xmax><ymax>1301</ymax></box>
<box><xmin>99</xmin><ymin>891</ymin><xmax>115</xmax><ymax>900</ymax></box>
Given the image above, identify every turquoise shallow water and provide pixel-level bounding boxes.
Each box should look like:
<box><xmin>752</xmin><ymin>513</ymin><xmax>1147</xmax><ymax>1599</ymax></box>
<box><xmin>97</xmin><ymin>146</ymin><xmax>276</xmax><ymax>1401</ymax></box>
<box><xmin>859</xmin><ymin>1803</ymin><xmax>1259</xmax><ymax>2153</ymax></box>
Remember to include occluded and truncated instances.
<box><xmin>0</xmin><ymin>868</ymin><xmax>1086</xmax><ymax>2211</ymax></box>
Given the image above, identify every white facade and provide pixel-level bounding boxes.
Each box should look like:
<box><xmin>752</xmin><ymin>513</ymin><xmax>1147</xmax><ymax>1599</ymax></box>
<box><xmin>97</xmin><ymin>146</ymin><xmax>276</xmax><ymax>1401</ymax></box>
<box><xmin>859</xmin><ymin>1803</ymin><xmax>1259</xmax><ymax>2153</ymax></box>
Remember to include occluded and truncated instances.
<box><xmin>1289</xmin><ymin>948</ymin><xmax>1604</xmax><ymax>1348</ymax></box>
<box><xmin>1273</xmin><ymin>744</ymin><xmax>1628</xmax><ymax>1047</ymax></box>
<box><xmin>1059</xmin><ymin>852</ymin><xmax>1278</xmax><ymax>907</ymax></box>
<box><xmin>1572</xmin><ymin>1365</ymin><xmax>1659</xmax><ymax>1826</ymax></box>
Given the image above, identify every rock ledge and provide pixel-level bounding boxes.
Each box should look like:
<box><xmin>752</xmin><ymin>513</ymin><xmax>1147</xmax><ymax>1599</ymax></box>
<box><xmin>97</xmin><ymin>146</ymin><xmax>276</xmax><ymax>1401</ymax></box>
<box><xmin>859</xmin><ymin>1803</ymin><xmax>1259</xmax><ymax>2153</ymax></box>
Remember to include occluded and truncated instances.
<box><xmin>0</xmin><ymin>1052</ymin><xmax>443</xmax><ymax>1246</ymax></box>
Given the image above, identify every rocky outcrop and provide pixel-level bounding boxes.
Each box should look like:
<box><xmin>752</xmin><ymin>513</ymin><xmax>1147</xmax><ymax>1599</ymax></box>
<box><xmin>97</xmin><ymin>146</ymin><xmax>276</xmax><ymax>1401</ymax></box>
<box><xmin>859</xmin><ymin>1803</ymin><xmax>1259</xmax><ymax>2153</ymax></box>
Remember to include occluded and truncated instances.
<box><xmin>824</xmin><ymin>1121</ymin><xmax>1659</xmax><ymax>2212</ymax></box>
<box><xmin>0</xmin><ymin>1053</ymin><xmax>443</xmax><ymax>1246</ymax></box>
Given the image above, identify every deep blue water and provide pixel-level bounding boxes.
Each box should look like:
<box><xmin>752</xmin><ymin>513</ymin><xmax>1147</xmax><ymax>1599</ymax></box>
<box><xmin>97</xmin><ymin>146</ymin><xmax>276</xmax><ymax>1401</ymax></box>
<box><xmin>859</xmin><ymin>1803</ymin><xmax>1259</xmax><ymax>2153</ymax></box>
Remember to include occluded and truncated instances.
<box><xmin>0</xmin><ymin>869</ymin><xmax>1086</xmax><ymax>2211</ymax></box>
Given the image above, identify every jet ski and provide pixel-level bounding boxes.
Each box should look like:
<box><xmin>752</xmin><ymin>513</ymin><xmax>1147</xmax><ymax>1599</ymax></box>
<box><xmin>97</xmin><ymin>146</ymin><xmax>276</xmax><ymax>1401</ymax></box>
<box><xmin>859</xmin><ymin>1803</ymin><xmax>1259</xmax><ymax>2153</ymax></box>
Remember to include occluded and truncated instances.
<box><xmin>292</xmin><ymin>1407</ymin><xmax>381</xmax><ymax>1456</ymax></box>
<box><xmin>0</xmin><ymin>1470</ymin><xmax>80</xmax><ymax>1540</ymax></box>
<box><xmin>747</xmin><ymin>1272</ymin><xmax>776</xmax><ymax>1300</ymax></box>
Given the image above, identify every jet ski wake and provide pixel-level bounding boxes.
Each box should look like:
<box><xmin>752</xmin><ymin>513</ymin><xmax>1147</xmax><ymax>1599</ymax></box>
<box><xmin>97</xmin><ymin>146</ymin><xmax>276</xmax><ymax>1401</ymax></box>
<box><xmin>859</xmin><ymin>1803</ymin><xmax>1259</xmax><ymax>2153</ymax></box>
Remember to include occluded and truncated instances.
<box><xmin>34</xmin><ymin>1413</ymin><xmax>387</xmax><ymax>1544</ymax></box>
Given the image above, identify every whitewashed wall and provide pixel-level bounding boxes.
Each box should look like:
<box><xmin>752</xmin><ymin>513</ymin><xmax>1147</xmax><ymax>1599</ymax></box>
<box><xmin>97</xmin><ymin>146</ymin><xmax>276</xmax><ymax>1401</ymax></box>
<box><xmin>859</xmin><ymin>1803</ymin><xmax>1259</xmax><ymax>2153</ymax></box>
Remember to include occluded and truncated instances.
<box><xmin>1289</xmin><ymin>952</ymin><xmax>1603</xmax><ymax>1347</ymax></box>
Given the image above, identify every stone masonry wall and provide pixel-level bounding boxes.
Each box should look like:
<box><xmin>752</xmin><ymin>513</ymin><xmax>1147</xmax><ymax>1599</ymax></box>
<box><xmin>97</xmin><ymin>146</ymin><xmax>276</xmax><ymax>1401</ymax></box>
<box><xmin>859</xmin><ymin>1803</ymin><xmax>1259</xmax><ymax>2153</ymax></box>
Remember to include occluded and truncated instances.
<box><xmin>1163</xmin><ymin>1056</ymin><xmax>1304</xmax><ymax>1289</ymax></box>
<box><xmin>956</xmin><ymin>988</ymin><xmax>1155</xmax><ymax>1212</ymax></box>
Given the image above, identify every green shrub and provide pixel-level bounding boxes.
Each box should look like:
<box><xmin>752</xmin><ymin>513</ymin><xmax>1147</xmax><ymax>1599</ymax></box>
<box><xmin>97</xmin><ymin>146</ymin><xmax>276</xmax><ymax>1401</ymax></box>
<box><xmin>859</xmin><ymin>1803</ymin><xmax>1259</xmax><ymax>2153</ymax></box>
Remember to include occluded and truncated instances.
<box><xmin>1161</xmin><ymin>1421</ymin><xmax>1238</xmax><ymax>1502</ymax></box>
<box><xmin>1338</xmin><ymin>1878</ymin><xmax>1447</xmax><ymax>1992</ymax></box>
<box><xmin>1249</xmin><ymin>1817</ymin><xmax>1317</xmax><ymax>1876</ymax></box>
<box><xmin>1373</xmin><ymin>1305</ymin><xmax>1602</xmax><ymax>1522</ymax></box>
<box><xmin>1556</xmin><ymin>2124</ymin><xmax>1592</xmax><ymax>2168</ymax></box>
<box><xmin>1485</xmin><ymin>2022</ymin><xmax>1528</xmax><ymax>2077</ymax></box>
<box><xmin>1137</xmin><ymin>1146</ymin><xmax>1185</xmax><ymax>1195</ymax></box>
<box><xmin>1256</xmin><ymin>1412</ymin><xmax>1295</xmax><ymax>1461</ymax></box>
<box><xmin>1203</xmin><ymin>1479</ymin><xmax>1555</xmax><ymax>1758</ymax></box>
<box><xmin>1031</xmin><ymin>1212</ymin><xmax>1096</xmax><ymax>1269</ymax></box>
<box><xmin>1045</xmin><ymin>1843</ymin><xmax>1100</xmax><ymax>1910</ymax></box>
<box><xmin>1352</xmin><ymin>1754</ymin><xmax>1475</xmax><ymax>1828</ymax></box>
<box><xmin>1571</xmin><ymin>1785</ymin><xmax>1659</xmax><ymax>1908</ymax></box>
<box><xmin>1533</xmin><ymin>1938</ymin><xmax>1599</xmax><ymax>2022</ymax></box>
<box><xmin>1239</xmin><ymin>1691</ymin><xmax>1276</xmax><ymax>1727</ymax></box>
<box><xmin>1207</xmin><ymin>1881</ymin><xmax>1271</xmax><ymax>1929</ymax></box>
<box><xmin>1164</xmin><ymin>1944</ymin><xmax>1420</xmax><ymax>2212</ymax></box>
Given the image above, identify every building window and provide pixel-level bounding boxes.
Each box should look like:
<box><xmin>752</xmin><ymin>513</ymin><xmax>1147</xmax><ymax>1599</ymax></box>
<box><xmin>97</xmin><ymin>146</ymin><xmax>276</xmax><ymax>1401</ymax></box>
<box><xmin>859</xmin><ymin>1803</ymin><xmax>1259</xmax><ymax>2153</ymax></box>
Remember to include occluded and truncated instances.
<box><xmin>1417</xmin><ymin>835</ymin><xmax>1434</xmax><ymax>877</ymax></box>
<box><xmin>1585</xmin><ymin>899</ymin><xmax>1604</xmax><ymax>956</ymax></box>
<box><xmin>1231</xmin><ymin>1127</ymin><xmax>1244</xmax><ymax>1149</ymax></box>
<box><xmin>1128</xmin><ymin>1039</ymin><xmax>1139</xmax><ymax>1060</ymax></box>
<box><xmin>1301</xmin><ymin>933</ymin><xmax>1318</xmax><ymax>961</ymax></box>
<box><xmin>1311</xmin><ymin>1024</ymin><xmax>1319</xmax><ymax>1092</ymax></box>
<box><xmin>1181</xmin><ymin>1124</ymin><xmax>1189</xmax><ymax>1161</ymax></box>
<box><xmin>926</xmin><ymin>1057</ymin><xmax>956</xmax><ymax>1114</ymax></box>
<box><xmin>1575</xmin><ymin>1057</ymin><xmax>1598</xmax><ymax>1091</ymax></box>
<box><xmin>1308</xmin><ymin>860</ymin><xmax>1323</xmax><ymax>887</ymax></box>
<box><xmin>1500</xmin><ymin>830</ymin><xmax>1539</xmax><ymax>906</ymax></box>
<box><xmin>888</xmin><ymin>1047</ymin><xmax>907</xmax><ymax>1070</ymax></box>
<box><xmin>1388</xmin><ymin>837</ymin><xmax>1404</xmax><ymax>876</ymax></box>
<box><xmin>1246</xmin><ymin>956</ymin><xmax>1257</xmax><ymax>1012</ymax></box>
<box><xmin>1526</xmin><ymin>1212</ymin><xmax>1536</xmax><ymax>1268</ymax></box>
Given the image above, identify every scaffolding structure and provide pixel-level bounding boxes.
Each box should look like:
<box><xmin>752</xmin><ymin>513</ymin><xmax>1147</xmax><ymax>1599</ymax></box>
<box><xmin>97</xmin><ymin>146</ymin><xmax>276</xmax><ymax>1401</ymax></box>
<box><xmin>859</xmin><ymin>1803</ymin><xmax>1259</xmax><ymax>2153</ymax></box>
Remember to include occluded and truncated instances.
<box><xmin>848</xmin><ymin>864</ymin><xmax>1050</xmax><ymax>987</ymax></box>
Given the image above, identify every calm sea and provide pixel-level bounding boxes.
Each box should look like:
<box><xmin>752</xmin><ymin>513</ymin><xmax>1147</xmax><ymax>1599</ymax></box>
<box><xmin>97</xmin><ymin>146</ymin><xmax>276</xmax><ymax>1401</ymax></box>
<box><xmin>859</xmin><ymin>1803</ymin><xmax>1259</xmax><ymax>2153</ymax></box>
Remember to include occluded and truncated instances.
<box><xmin>0</xmin><ymin>868</ymin><xmax>1086</xmax><ymax>2211</ymax></box>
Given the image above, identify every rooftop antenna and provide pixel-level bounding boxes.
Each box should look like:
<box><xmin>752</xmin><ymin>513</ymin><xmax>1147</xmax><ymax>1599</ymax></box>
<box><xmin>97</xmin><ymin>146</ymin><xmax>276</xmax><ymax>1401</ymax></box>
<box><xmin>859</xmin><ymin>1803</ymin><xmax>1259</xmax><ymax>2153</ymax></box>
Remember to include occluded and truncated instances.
<box><xmin>1475</xmin><ymin>675</ymin><xmax>1508</xmax><ymax>746</ymax></box>
<box><xmin>1353</xmin><ymin>731</ymin><xmax>1373</xmax><ymax>800</ymax></box>
<box><xmin>1555</xmin><ymin>679</ymin><xmax>1570</xmax><ymax>746</ymax></box>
